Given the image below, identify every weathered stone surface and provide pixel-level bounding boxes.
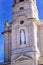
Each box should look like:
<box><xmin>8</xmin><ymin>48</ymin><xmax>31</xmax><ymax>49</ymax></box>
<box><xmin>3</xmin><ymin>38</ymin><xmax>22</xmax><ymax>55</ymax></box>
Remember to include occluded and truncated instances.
<box><xmin>2</xmin><ymin>0</ymin><xmax>43</xmax><ymax>65</ymax></box>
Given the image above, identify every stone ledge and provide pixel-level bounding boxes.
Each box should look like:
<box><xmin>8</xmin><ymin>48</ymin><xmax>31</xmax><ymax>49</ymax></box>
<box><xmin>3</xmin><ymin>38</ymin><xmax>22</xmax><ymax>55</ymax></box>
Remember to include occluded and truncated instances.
<box><xmin>2</xmin><ymin>30</ymin><xmax>11</xmax><ymax>35</ymax></box>
<box><xmin>11</xmin><ymin>47</ymin><xmax>36</xmax><ymax>55</ymax></box>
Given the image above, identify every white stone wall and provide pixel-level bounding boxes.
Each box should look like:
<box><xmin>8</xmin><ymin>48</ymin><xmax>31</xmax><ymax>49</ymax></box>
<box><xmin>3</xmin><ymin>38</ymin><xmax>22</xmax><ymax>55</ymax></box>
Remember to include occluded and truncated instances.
<box><xmin>3</xmin><ymin>0</ymin><xmax>43</xmax><ymax>65</ymax></box>
<box><xmin>13</xmin><ymin>60</ymin><xmax>33</xmax><ymax>65</ymax></box>
<box><xmin>8</xmin><ymin>33</ymin><xmax>12</xmax><ymax>61</ymax></box>
<box><xmin>12</xmin><ymin>16</ymin><xmax>36</xmax><ymax>50</ymax></box>
<box><xmin>4</xmin><ymin>32</ymin><xmax>11</xmax><ymax>62</ymax></box>
<box><xmin>4</xmin><ymin>33</ymin><xmax>9</xmax><ymax>62</ymax></box>
<box><xmin>38</xmin><ymin>25</ymin><xmax>43</xmax><ymax>56</ymax></box>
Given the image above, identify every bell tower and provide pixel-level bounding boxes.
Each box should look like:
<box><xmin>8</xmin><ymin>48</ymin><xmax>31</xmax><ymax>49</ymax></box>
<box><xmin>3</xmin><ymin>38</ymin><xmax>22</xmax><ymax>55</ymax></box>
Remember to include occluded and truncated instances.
<box><xmin>11</xmin><ymin>0</ymin><xmax>40</xmax><ymax>65</ymax></box>
<box><xmin>12</xmin><ymin>0</ymin><xmax>38</xmax><ymax>22</ymax></box>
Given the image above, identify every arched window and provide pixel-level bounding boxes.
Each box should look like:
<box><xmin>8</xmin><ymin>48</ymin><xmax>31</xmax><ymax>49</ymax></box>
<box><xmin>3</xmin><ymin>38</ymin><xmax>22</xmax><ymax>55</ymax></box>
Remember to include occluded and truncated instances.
<box><xmin>20</xmin><ymin>29</ymin><xmax>26</xmax><ymax>45</ymax></box>
<box><xmin>20</xmin><ymin>7</ymin><xmax>24</xmax><ymax>10</ymax></box>
<box><xmin>19</xmin><ymin>0</ymin><xmax>24</xmax><ymax>2</ymax></box>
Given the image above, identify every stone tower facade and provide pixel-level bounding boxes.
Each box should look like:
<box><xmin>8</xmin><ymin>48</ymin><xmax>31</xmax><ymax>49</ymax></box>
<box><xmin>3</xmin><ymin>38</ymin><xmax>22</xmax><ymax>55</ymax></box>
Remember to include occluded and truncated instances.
<box><xmin>2</xmin><ymin>0</ymin><xmax>43</xmax><ymax>65</ymax></box>
<box><xmin>11</xmin><ymin>0</ymin><xmax>40</xmax><ymax>65</ymax></box>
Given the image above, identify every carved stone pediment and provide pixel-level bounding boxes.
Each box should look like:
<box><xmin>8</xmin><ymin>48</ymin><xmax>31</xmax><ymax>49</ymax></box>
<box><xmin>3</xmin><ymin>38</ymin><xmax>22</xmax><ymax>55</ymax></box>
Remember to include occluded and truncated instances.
<box><xmin>14</xmin><ymin>55</ymin><xmax>33</xmax><ymax>62</ymax></box>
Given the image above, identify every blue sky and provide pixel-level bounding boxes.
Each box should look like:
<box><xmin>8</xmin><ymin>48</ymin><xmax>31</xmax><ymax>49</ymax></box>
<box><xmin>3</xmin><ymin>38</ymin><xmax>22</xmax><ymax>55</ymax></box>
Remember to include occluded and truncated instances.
<box><xmin>0</xmin><ymin>0</ymin><xmax>43</xmax><ymax>62</ymax></box>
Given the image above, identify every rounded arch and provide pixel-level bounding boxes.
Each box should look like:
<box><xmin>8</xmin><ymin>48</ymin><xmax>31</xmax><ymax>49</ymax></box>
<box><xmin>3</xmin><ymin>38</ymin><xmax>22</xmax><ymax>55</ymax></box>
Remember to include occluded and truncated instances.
<box><xmin>16</xmin><ymin>16</ymin><xmax>27</xmax><ymax>23</ymax></box>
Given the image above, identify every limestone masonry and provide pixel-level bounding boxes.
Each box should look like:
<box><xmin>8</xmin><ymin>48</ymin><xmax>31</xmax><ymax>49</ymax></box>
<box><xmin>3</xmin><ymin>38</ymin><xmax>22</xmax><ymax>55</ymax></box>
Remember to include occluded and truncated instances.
<box><xmin>2</xmin><ymin>0</ymin><xmax>43</xmax><ymax>65</ymax></box>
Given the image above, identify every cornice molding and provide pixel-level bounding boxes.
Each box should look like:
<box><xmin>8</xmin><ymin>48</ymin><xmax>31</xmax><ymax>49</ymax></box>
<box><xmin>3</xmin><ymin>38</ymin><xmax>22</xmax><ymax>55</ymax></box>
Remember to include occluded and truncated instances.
<box><xmin>2</xmin><ymin>30</ymin><xmax>11</xmax><ymax>35</ymax></box>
